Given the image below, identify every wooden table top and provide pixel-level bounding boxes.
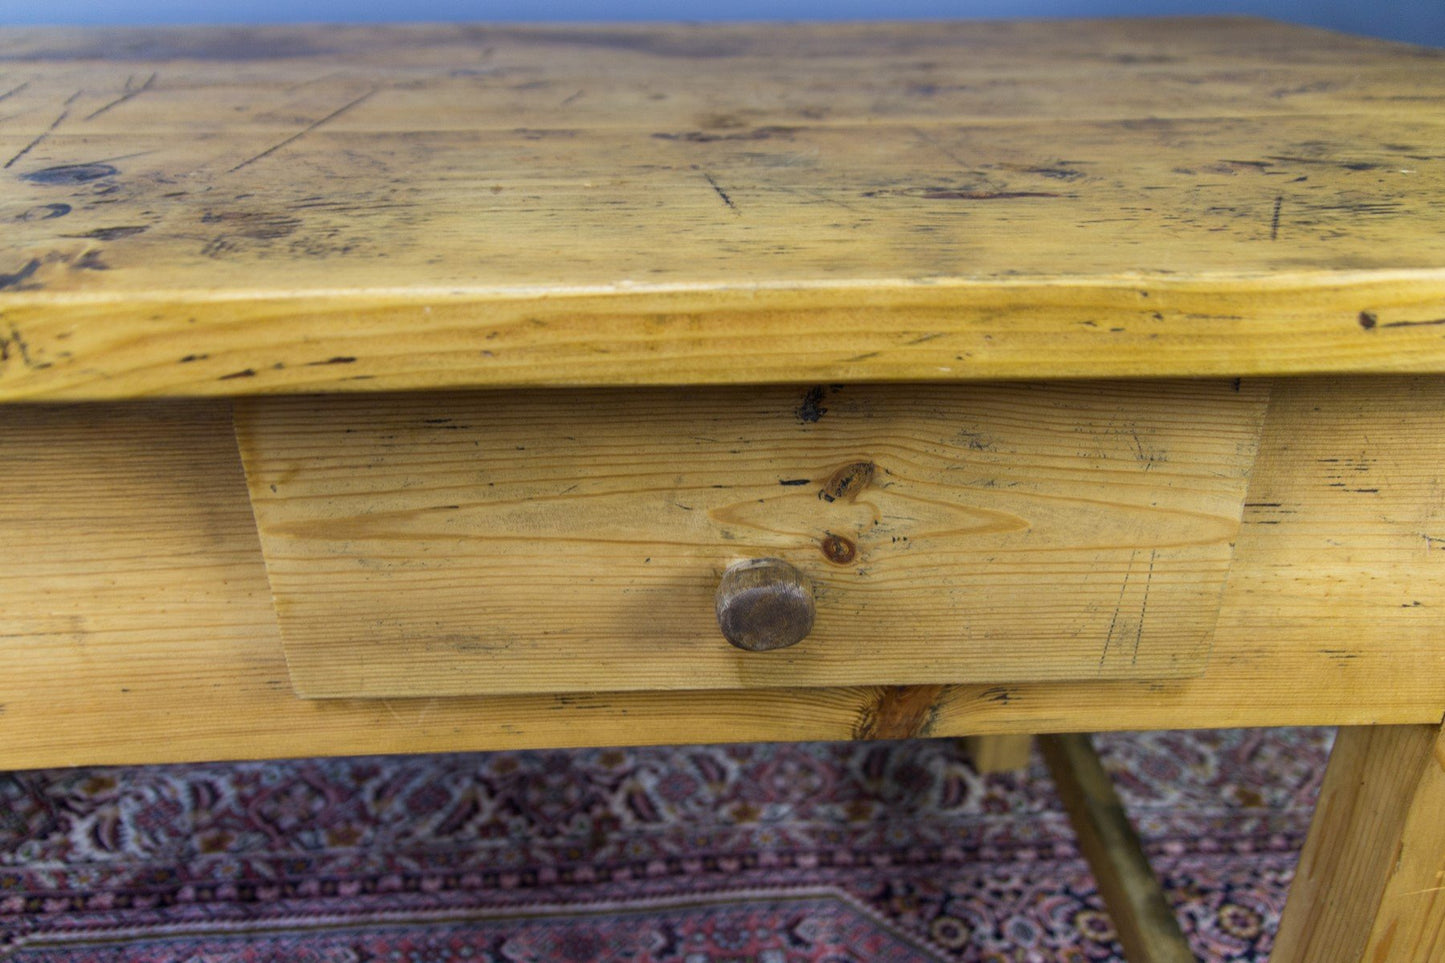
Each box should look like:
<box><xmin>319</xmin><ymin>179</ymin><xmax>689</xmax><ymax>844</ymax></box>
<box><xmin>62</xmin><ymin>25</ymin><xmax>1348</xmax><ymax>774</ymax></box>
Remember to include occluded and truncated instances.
<box><xmin>1</xmin><ymin>18</ymin><xmax>1444</xmax><ymax>398</ymax></box>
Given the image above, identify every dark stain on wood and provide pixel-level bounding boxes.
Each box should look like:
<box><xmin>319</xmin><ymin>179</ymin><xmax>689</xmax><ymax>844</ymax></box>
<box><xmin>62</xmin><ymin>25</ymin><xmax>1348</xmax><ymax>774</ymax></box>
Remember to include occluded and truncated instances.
<box><xmin>63</xmin><ymin>225</ymin><xmax>148</xmax><ymax>241</ymax></box>
<box><xmin>853</xmin><ymin>684</ymin><xmax>947</xmax><ymax>740</ymax></box>
<box><xmin>1361</xmin><ymin>311</ymin><xmax>1445</xmax><ymax>332</ymax></box>
<box><xmin>218</xmin><ymin>368</ymin><xmax>257</xmax><ymax>380</ymax></box>
<box><xmin>983</xmin><ymin>686</ymin><xmax>1012</xmax><ymax>704</ymax></box>
<box><xmin>21</xmin><ymin>163</ymin><xmax>118</xmax><ymax>185</ymax></box>
<box><xmin>0</xmin><ymin>259</ymin><xmax>41</xmax><ymax>291</ymax></box>
<box><xmin>17</xmin><ymin>203</ymin><xmax>71</xmax><ymax>221</ymax></box>
<box><xmin>1380</xmin><ymin>317</ymin><xmax>1445</xmax><ymax>329</ymax></box>
<box><xmin>654</xmin><ymin>125</ymin><xmax>800</xmax><ymax>143</ymax></box>
<box><xmin>864</xmin><ymin>187</ymin><xmax>1061</xmax><ymax>200</ymax></box>
<box><xmin>1023</xmin><ymin>165</ymin><xmax>1086</xmax><ymax>180</ymax></box>
<box><xmin>795</xmin><ymin>385</ymin><xmax>828</xmax><ymax>424</ymax></box>
<box><xmin>306</xmin><ymin>356</ymin><xmax>357</xmax><ymax>366</ymax></box>
<box><xmin>200</xmin><ymin>210</ymin><xmax>302</xmax><ymax>239</ymax></box>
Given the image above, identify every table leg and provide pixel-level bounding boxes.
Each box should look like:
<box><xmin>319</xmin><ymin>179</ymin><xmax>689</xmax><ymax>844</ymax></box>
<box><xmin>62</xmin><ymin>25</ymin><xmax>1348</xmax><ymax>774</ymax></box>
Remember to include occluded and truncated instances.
<box><xmin>1273</xmin><ymin>721</ymin><xmax>1445</xmax><ymax>962</ymax></box>
<box><xmin>1041</xmin><ymin>733</ymin><xmax>1196</xmax><ymax>963</ymax></box>
<box><xmin>964</xmin><ymin>734</ymin><xmax>1035</xmax><ymax>773</ymax></box>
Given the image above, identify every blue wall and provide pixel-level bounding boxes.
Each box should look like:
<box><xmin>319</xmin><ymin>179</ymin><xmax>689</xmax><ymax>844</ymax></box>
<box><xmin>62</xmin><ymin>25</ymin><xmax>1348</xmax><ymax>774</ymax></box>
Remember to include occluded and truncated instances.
<box><xmin>1</xmin><ymin>0</ymin><xmax>1441</xmax><ymax>48</ymax></box>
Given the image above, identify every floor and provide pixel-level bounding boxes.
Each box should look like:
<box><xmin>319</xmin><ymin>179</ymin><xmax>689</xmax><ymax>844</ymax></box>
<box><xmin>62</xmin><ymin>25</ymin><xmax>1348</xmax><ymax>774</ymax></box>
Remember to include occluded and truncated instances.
<box><xmin>0</xmin><ymin>727</ymin><xmax>1332</xmax><ymax>961</ymax></box>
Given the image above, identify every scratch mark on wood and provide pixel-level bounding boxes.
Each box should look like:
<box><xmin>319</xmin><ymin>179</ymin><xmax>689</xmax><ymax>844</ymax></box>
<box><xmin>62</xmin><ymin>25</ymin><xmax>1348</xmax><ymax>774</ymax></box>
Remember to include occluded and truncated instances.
<box><xmin>1380</xmin><ymin>317</ymin><xmax>1445</xmax><ymax>329</ymax></box>
<box><xmin>4</xmin><ymin>101</ymin><xmax>73</xmax><ymax>169</ymax></box>
<box><xmin>1133</xmin><ymin>550</ymin><xmax>1156</xmax><ymax>665</ymax></box>
<box><xmin>0</xmin><ymin>81</ymin><xmax>29</xmax><ymax>105</ymax></box>
<box><xmin>1101</xmin><ymin>549</ymin><xmax>1138</xmax><ymax>666</ymax></box>
<box><xmin>910</xmin><ymin>125</ymin><xmax>969</xmax><ymax>167</ymax></box>
<box><xmin>0</xmin><ymin>324</ymin><xmax>38</xmax><ymax>368</ymax></box>
<box><xmin>767</xmin><ymin>183</ymin><xmax>863</xmax><ymax>213</ymax></box>
<box><xmin>227</xmin><ymin>87</ymin><xmax>377</xmax><ymax>173</ymax></box>
<box><xmin>702</xmin><ymin>171</ymin><xmax>739</xmax><ymax>214</ymax></box>
<box><xmin>1270</xmin><ymin>194</ymin><xmax>1283</xmax><ymax>240</ymax></box>
<box><xmin>905</xmin><ymin>332</ymin><xmax>946</xmax><ymax>346</ymax></box>
<box><xmin>560</xmin><ymin>89</ymin><xmax>584</xmax><ymax>106</ymax></box>
<box><xmin>84</xmin><ymin>72</ymin><xmax>157</xmax><ymax>121</ymax></box>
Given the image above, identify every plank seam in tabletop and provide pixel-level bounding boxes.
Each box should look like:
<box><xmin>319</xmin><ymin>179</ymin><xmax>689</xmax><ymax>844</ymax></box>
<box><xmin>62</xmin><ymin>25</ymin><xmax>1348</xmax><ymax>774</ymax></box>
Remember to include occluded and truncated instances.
<box><xmin>2</xmin><ymin>19</ymin><xmax>1445</xmax><ymax>397</ymax></box>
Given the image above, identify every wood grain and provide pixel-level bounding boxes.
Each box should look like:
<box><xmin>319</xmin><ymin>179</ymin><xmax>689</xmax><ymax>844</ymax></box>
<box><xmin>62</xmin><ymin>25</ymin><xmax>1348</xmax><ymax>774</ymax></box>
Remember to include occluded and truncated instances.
<box><xmin>1</xmin><ymin>20</ymin><xmax>1445</xmax><ymax>398</ymax></box>
<box><xmin>235</xmin><ymin>381</ymin><xmax>1266</xmax><ymax>697</ymax></box>
<box><xmin>0</xmin><ymin>377</ymin><xmax>1441</xmax><ymax>768</ymax></box>
<box><xmin>932</xmin><ymin>374</ymin><xmax>1445</xmax><ymax>734</ymax></box>
<box><xmin>1040</xmin><ymin>733</ymin><xmax>1196</xmax><ymax>963</ymax></box>
<box><xmin>963</xmin><ymin>734</ymin><xmax>1034</xmax><ymax>773</ymax></box>
<box><xmin>1273</xmin><ymin>721</ymin><xmax>1445</xmax><ymax>963</ymax></box>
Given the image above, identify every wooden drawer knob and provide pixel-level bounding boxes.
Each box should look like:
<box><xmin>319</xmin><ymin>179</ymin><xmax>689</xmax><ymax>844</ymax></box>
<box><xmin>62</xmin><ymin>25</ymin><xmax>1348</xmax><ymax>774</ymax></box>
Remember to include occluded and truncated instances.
<box><xmin>715</xmin><ymin>558</ymin><xmax>815</xmax><ymax>652</ymax></box>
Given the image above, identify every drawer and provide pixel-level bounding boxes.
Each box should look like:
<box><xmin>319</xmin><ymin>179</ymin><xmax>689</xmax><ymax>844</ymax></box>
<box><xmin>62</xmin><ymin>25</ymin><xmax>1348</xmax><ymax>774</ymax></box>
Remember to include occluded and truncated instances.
<box><xmin>234</xmin><ymin>380</ymin><xmax>1269</xmax><ymax>698</ymax></box>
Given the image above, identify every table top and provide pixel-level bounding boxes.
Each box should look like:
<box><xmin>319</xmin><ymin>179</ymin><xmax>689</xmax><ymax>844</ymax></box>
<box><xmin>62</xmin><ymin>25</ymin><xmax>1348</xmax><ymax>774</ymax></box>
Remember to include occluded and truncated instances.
<box><xmin>1</xmin><ymin>18</ymin><xmax>1444</xmax><ymax>398</ymax></box>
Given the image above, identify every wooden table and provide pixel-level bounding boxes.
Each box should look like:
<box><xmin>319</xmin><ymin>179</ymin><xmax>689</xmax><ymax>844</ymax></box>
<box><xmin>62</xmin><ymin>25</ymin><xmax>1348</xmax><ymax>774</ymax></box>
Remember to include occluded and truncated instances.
<box><xmin>1</xmin><ymin>18</ymin><xmax>1441</xmax><ymax>960</ymax></box>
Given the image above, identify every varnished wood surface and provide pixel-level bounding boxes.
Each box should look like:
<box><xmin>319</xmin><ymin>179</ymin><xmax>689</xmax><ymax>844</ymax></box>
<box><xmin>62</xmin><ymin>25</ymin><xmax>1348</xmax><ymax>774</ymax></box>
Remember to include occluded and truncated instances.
<box><xmin>0</xmin><ymin>377</ymin><xmax>1440</xmax><ymax>768</ymax></box>
<box><xmin>1274</xmin><ymin>722</ymin><xmax>1445</xmax><ymax>963</ymax></box>
<box><xmin>1</xmin><ymin>19</ymin><xmax>1445</xmax><ymax>398</ymax></box>
<box><xmin>236</xmin><ymin>381</ymin><xmax>1265</xmax><ymax>697</ymax></box>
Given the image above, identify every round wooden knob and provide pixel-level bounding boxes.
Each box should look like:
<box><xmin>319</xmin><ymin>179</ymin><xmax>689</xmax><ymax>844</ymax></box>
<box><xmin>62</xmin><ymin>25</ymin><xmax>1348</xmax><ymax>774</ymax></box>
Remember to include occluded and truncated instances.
<box><xmin>715</xmin><ymin>558</ymin><xmax>815</xmax><ymax>652</ymax></box>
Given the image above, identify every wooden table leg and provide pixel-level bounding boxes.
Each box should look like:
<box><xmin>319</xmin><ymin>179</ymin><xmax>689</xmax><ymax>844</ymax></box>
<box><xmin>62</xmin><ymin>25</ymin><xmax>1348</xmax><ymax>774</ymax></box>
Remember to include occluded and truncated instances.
<box><xmin>1273</xmin><ymin>720</ymin><xmax>1445</xmax><ymax>962</ymax></box>
<box><xmin>1041</xmin><ymin>733</ymin><xmax>1196</xmax><ymax>963</ymax></box>
<box><xmin>964</xmin><ymin>734</ymin><xmax>1035</xmax><ymax>773</ymax></box>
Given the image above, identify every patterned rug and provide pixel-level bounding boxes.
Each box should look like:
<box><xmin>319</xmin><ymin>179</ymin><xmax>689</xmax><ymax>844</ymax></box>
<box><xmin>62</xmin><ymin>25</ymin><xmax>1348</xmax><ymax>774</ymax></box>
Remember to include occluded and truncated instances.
<box><xmin>0</xmin><ymin>728</ymin><xmax>1332</xmax><ymax>962</ymax></box>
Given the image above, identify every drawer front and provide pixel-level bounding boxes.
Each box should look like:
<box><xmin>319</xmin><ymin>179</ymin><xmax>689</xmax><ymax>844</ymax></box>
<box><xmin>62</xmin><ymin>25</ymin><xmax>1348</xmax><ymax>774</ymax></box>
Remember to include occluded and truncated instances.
<box><xmin>234</xmin><ymin>381</ymin><xmax>1269</xmax><ymax>698</ymax></box>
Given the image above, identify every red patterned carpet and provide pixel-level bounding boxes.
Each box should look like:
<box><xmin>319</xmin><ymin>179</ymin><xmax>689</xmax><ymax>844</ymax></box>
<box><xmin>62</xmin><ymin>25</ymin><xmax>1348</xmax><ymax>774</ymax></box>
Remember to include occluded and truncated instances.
<box><xmin>0</xmin><ymin>728</ymin><xmax>1331</xmax><ymax>961</ymax></box>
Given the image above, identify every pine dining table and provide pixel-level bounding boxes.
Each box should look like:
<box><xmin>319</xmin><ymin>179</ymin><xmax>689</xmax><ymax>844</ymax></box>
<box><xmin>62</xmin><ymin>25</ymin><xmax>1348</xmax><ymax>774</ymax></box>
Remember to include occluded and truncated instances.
<box><xmin>0</xmin><ymin>18</ymin><xmax>1442</xmax><ymax>960</ymax></box>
